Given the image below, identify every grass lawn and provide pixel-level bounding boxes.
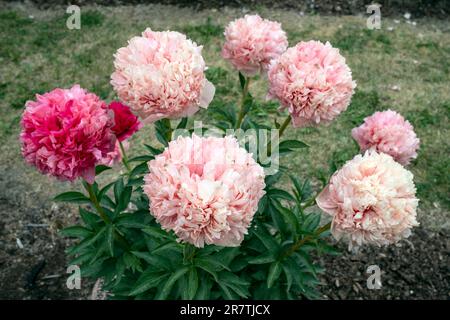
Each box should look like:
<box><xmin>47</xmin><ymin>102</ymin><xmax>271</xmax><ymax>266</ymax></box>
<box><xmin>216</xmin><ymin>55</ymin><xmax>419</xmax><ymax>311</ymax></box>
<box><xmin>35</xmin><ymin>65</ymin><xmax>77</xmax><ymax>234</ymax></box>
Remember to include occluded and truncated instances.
<box><xmin>0</xmin><ymin>3</ymin><xmax>449</xmax><ymax>230</ymax></box>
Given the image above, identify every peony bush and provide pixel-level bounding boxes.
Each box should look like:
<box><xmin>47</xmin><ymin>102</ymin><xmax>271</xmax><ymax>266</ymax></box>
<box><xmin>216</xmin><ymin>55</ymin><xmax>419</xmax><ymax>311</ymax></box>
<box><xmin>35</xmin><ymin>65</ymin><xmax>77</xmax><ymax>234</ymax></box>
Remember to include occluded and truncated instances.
<box><xmin>20</xmin><ymin>15</ymin><xmax>419</xmax><ymax>300</ymax></box>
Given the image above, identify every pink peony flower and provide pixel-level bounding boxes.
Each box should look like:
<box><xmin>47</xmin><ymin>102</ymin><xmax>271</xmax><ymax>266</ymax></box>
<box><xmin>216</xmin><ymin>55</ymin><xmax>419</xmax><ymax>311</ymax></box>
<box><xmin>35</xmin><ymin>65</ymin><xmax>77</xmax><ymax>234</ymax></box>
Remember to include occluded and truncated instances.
<box><xmin>111</xmin><ymin>29</ymin><xmax>215</xmax><ymax>123</ymax></box>
<box><xmin>20</xmin><ymin>85</ymin><xmax>115</xmax><ymax>184</ymax></box>
<box><xmin>222</xmin><ymin>14</ymin><xmax>288</xmax><ymax>76</ymax></box>
<box><xmin>351</xmin><ymin>110</ymin><xmax>420</xmax><ymax>165</ymax></box>
<box><xmin>108</xmin><ymin>101</ymin><xmax>141</xmax><ymax>142</ymax></box>
<box><xmin>316</xmin><ymin>151</ymin><xmax>419</xmax><ymax>251</ymax></box>
<box><xmin>267</xmin><ymin>40</ymin><xmax>356</xmax><ymax>128</ymax></box>
<box><xmin>143</xmin><ymin>134</ymin><xmax>266</xmax><ymax>248</ymax></box>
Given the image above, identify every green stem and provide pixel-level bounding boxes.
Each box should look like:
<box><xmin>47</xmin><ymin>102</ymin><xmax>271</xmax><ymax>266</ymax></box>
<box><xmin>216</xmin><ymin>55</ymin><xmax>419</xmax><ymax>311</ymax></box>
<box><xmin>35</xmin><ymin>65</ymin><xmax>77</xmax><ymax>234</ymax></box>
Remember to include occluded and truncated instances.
<box><xmin>83</xmin><ymin>181</ymin><xmax>130</xmax><ymax>250</ymax></box>
<box><xmin>278</xmin><ymin>115</ymin><xmax>291</xmax><ymax>137</ymax></box>
<box><xmin>119</xmin><ymin>140</ymin><xmax>131</xmax><ymax>174</ymax></box>
<box><xmin>282</xmin><ymin>222</ymin><xmax>331</xmax><ymax>258</ymax></box>
<box><xmin>267</xmin><ymin>115</ymin><xmax>291</xmax><ymax>156</ymax></box>
<box><xmin>235</xmin><ymin>77</ymin><xmax>251</xmax><ymax>129</ymax></box>
<box><xmin>84</xmin><ymin>182</ymin><xmax>111</xmax><ymax>224</ymax></box>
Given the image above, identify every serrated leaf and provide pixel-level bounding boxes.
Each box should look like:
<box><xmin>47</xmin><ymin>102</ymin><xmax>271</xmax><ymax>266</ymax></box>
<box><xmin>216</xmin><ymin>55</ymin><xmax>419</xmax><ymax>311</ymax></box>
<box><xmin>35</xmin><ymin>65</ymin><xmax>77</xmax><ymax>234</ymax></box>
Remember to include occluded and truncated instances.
<box><xmin>155</xmin><ymin>267</ymin><xmax>189</xmax><ymax>300</ymax></box>
<box><xmin>53</xmin><ymin>191</ymin><xmax>90</xmax><ymax>203</ymax></box>
<box><xmin>267</xmin><ymin>261</ymin><xmax>282</xmax><ymax>288</ymax></box>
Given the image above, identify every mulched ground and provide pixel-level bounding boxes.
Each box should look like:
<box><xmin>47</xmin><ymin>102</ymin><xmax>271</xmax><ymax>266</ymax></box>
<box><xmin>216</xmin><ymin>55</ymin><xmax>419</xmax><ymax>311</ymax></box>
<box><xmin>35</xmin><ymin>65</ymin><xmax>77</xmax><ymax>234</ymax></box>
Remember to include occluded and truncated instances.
<box><xmin>317</xmin><ymin>227</ymin><xmax>449</xmax><ymax>300</ymax></box>
<box><xmin>1</xmin><ymin>196</ymin><xmax>448</xmax><ymax>299</ymax></box>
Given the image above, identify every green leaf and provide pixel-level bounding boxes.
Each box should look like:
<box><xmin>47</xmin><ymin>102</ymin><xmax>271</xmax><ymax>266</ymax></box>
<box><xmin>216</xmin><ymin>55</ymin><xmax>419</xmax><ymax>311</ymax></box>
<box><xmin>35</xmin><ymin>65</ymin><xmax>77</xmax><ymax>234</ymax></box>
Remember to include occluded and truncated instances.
<box><xmin>187</xmin><ymin>267</ymin><xmax>199</xmax><ymax>299</ymax></box>
<box><xmin>95</xmin><ymin>165</ymin><xmax>111</xmax><ymax>175</ymax></box>
<box><xmin>282</xmin><ymin>263</ymin><xmax>293</xmax><ymax>292</ymax></box>
<box><xmin>142</xmin><ymin>226</ymin><xmax>171</xmax><ymax>239</ymax></box>
<box><xmin>117</xmin><ymin>186</ymin><xmax>132</xmax><ymax>213</ymax></box>
<box><xmin>129</xmin><ymin>271</ymin><xmax>168</xmax><ymax>296</ymax></box>
<box><xmin>253</xmin><ymin>222</ymin><xmax>280</xmax><ymax>252</ymax></box>
<box><xmin>272</xmin><ymin>200</ymin><xmax>299</xmax><ymax>233</ymax></box>
<box><xmin>114</xmin><ymin>179</ymin><xmax>124</xmax><ymax>204</ymax></box>
<box><xmin>116</xmin><ymin>212</ymin><xmax>149</xmax><ymax>229</ymax></box>
<box><xmin>131</xmin><ymin>251</ymin><xmax>171</xmax><ymax>270</ymax></box>
<box><xmin>267</xmin><ymin>188</ymin><xmax>296</xmax><ymax>202</ymax></box>
<box><xmin>278</xmin><ymin>140</ymin><xmax>309</xmax><ymax>153</ymax></box>
<box><xmin>194</xmin><ymin>259</ymin><xmax>219</xmax><ymax>281</ymax></box>
<box><xmin>238</xmin><ymin>72</ymin><xmax>246</xmax><ymax>90</ymax></box>
<box><xmin>66</xmin><ymin>226</ymin><xmax>107</xmax><ymax>256</ymax></box>
<box><xmin>122</xmin><ymin>252</ymin><xmax>142</xmax><ymax>272</ymax></box>
<box><xmin>144</xmin><ymin>144</ymin><xmax>164</xmax><ymax>156</ymax></box>
<box><xmin>79</xmin><ymin>207</ymin><xmax>100</xmax><ymax>229</ymax></box>
<box><xmin>248</xmin><ymin>252</ymin><xmax>276</xmax><ymax>264</ymax></box>
<box><xmin>152</xmin><ymin>241</ymin><xmax>183</xmax><ymax>255</ymax></box>
<box><xmin>303</xmin><ymin>213</ymin><xmax>321</xmax><ymax>232</ymax></box>
<box><xmin>155</xmin><ymin>267</ymin><xmax>189</xmax><ymax>300</ymax></box>
<box><xmin>176</xmin><ymin>117</ymin><xmax>188</xmax><ymax>129</ymax></box>
<box><xmin>128</xmin><ymin>155</ymin><xmax>154</xmax><ymax>162</ymax></box>
<box><xmin>130</xmin><ymin>162</ymin><xmax>148</xmax><ymax>178</ymax></box>
<box><xmin>106</xmin><ymin>225</ymin><xmax>114</xmax><ymax>257</ymax></box>
<box><xmin>53</xmin><ymin>191</ymin><xmax>90</xmax><ymax>203</ymax></box>
<box><xmin>60</xmin><ymin>226</ymin><xmax>92</xmax><ymax>238</ymax></box>
<box><xmin>267</xmin><ymin>261</ymin><xmax>282</xmax><ymax>288</ymax></box>
<box><xmin>97</xmin><ymin>182</ymin><xmax>114</xmax><ymax>202</ymax></box>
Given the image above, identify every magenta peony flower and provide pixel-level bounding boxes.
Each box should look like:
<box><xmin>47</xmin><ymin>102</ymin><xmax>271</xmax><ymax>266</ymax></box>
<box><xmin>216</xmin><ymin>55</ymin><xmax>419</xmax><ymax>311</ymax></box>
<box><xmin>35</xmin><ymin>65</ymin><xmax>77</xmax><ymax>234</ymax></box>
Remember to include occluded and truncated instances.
<box><xmin>108</xmin><ymin>101</ymin><xmax>141</xmax><ymax>142</ymax></box>
<box><xmin>222</xmin><ymin>14</ymin><xmax>288</xmax><ymax>76</ymax></box>
<box><xmin>20</xmin><ymin>85</ymin><xmax>115</xmax><ymax>184</ymax></box>
<box><xmin>316</xmin><ymin>151</ymin><xmax>419</xmax><ymax>251</ymax></box>
<box><xmin>111</xmin><ymin>29</ymin><xmax>215</xmax><ymax>124</ymax></box>
<box><xmin>143</xmin><ymin>134</ymin><xmax>266</xmax><ymax>248</ymax></box>
<box><xmin>351</xmin><ymin>110</ymin><xmax>420</xmax><ymax>165</ymax></box>
<box><xmin>267</xmin><ymin>40</ymin><xmax>356</xmax><ymax>128</ymax></box>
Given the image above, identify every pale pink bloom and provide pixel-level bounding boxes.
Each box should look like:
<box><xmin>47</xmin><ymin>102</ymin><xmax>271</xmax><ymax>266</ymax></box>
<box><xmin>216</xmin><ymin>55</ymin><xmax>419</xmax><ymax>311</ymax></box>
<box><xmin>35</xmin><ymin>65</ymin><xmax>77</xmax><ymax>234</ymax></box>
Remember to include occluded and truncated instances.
<box><xmin>20</xmin><ymin>85</ymin><xmax>115</xmax><ymax>184</ymax></box>
<box><xmin>351</xmin><ymin>110</ymin><xmax>420</xmax><ymax>165</ymax></box>
<box><xmin>267</xmin><ymin>40</ymin><xmax>356</xmax><ymax>127</ymax></box>
<box><xmin>111</xmin><ymin>29</ymin><xmax>215</xmax><ymax>123</ymax></box>
<box><xmin>222</xmin><ymin>14</ymin><xmax>288</xmax><ymax>76</ymax></box>
<box><xmin>143</xmin><ymin>134</ymin><xmax>266</xmax><ymax>248</ymax></box>
<box><xmin>316</xmin><ymin>151</ymin><xmax>419</xmax><ymax>251</ymax></box>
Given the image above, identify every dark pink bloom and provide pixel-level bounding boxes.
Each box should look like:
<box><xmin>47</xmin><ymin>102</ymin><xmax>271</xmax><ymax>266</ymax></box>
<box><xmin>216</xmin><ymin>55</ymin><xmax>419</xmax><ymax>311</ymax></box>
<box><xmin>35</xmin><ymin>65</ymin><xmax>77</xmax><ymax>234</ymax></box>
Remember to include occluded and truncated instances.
<box><xmin>20</xmin><ymin>85</ymin><xmax>115</xmax><ymax>184</ymax></box>
<box><xmin>108</xmin><ymin>101</ymin><xmax>141</xmax><ymax>141</ymax></box>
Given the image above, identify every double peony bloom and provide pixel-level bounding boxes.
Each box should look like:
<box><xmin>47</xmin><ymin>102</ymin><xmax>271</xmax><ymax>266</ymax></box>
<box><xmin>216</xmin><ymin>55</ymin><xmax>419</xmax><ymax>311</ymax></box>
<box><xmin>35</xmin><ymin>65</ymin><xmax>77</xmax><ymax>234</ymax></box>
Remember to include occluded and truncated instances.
<box><xmin>222</xmin><ymin>15</ymin><xmax>288</xmax><ymax>76</ymax></box>
<box><xmin>143</xmin><ymin>135</ymin><xmax>266</xmax><ymax>247</ymax></box>
<box><xmin>20</xmin><ymin>17</ymin><xmax>420</xmax><ymax>250</ymax></box>
<box><xmin>111</xmin><ymin>28</ymin><xmax>215</xmax><ymax>124</ymax></box>
<box><xmin>317</xmin><ymin>151</ymin><xmax>419</xmax><ymax>250</ymax></box>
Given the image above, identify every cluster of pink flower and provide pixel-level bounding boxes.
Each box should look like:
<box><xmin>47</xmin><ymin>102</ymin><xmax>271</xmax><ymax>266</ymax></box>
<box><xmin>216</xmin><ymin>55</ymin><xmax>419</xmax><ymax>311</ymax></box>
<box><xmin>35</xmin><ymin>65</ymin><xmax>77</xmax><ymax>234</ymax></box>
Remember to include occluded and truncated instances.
<box><xmin>20</xmin><ymin>14</ymin><xmax>420</xmax><ymax>250</ymax></box>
